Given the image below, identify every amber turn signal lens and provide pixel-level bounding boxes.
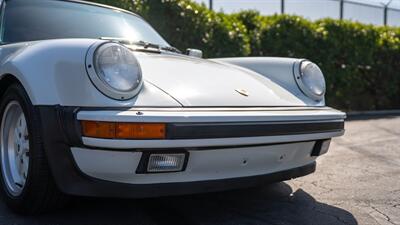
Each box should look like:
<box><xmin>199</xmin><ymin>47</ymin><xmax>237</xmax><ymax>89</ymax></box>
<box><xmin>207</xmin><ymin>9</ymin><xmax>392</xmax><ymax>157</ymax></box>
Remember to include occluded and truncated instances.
<box><xmin>81</xmin><ymin>121</ymin><xmax>116</xmax><ymax>139</ymax></box>
<box><xmin>116</xmin><ymin>123</ymin><xmax>166</xmax><ymax>139</ymax></box>
<box><xmin>81</xmin><ymin>121</ymin><xmax>166</xmax><ymax>139</ymax></box>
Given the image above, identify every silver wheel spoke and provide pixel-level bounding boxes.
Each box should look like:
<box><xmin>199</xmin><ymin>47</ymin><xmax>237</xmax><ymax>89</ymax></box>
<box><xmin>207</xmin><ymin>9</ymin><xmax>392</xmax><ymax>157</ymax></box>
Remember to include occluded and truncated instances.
<box><xmin>20</xmin><ymin>140</ymin><xmax>29</xmax><ymax>155</ymax></box>
<box><xmin>14</xmin><ymin>129</ymin><xmax>19</xmax><ymax>144</ymax></box>
<box><xmin>19</xmin><ymin>116</ymin><xmax>27</xmax><ymax>138</ymax></box>
<box><xmin>1</xmin><ymin>101</ymin><xmax>30</xmax><ymax>196</ymax></box>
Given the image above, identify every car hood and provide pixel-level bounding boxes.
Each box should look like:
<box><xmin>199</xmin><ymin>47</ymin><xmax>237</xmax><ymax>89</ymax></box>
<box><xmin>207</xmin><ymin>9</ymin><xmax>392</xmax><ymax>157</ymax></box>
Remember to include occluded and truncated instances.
<box><xmin>135</xmin><ymin>53</ymin><xmax>307</xmax><ymax>107</ymax></box>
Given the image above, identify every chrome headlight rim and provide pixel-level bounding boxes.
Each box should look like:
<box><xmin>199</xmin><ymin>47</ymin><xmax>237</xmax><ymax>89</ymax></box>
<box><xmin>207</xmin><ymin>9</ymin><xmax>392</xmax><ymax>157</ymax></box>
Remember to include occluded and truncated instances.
<box><xmin>85</xmin><ymin>41</ymin><xmax>143</xmax><ymax>100</ymax></box>
<box><xmin>293</xmin><ymin>59</ymin><xmax>326</xmax><ymax>101</ymax></box>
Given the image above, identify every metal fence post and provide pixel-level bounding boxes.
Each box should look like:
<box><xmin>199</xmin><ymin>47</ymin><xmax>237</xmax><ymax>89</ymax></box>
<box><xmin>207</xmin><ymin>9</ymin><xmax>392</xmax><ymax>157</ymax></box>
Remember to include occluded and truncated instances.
<box><xmin>383</xmin><ymin>0</ymin><xmax>393</xmax><ymax>26</ymax></box>
<box><xmin>281</xmin><ymin>0</ymin><xmax>285</xmax><ymax>14</ymax></box>
<box><xmin>384</xmin><ymin>6</ymin><xmax>388</xmax><ymax>25</ymax></box>
<box><xmin>339</xmin><ymin>0</ymin><xmax>344</xmax><ymax>20</ymax></box>
<box><xmin>209</xmin><ymin>0</ymin><xmax>213</xmax><ymax>10</ymax></box>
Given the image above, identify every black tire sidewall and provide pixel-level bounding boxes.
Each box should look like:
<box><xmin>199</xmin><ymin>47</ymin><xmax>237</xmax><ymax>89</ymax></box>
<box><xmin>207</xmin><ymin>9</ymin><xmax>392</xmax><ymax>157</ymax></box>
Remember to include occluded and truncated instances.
<box><xmin>0</xmin><ymin>84</ymin><xmax>40</xmax><ymax>207</ymax></box>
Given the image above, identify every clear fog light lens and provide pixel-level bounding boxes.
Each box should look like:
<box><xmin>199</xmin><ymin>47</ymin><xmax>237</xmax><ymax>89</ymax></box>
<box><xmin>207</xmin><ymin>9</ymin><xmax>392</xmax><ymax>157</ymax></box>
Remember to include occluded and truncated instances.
<box><xmin>147</xmin><ymin>154</ymin><xmax>186</xmax><ymax>172</ymax></box>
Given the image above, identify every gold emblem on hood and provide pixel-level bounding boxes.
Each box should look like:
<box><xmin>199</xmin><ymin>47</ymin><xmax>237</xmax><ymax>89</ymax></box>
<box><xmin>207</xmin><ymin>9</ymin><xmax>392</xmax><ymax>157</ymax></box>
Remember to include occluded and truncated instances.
<box><xmin>235</xmin><ymin>89</ymin><xmax>249</xmax><ymax>97</ymax></box>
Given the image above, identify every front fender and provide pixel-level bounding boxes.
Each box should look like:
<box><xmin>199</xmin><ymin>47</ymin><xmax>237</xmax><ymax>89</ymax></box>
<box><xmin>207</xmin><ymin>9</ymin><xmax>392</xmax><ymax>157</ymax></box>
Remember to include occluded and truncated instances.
<box><xmin>0</xmin><ymin>39</ymin><xmax>181</xmax><ymax>107</ymax></box>
<box><xmin>212</xmin><ymin>57</ymin><xmax>325</xmax><ymax>106</ymax></box>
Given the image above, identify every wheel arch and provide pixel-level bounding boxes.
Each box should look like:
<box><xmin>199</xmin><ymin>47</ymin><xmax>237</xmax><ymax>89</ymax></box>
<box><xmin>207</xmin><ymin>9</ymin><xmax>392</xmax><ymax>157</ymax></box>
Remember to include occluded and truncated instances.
<box><xmin>0</xmin><ymin>74</ymin><xmax>68</xmax><ymax>213</ymax></box>
<box><xmin>0</xmin><ymin>74</ymin><xmax>25</xmax><ymax>101</ymax></box>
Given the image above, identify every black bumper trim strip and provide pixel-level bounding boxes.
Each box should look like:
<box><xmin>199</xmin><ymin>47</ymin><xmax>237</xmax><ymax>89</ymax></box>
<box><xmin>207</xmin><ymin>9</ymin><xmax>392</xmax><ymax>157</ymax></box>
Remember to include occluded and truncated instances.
<box><xmin>166</xmin><ymin>121</ymin><xmax>344</xmax><ymax>139</ymax></box>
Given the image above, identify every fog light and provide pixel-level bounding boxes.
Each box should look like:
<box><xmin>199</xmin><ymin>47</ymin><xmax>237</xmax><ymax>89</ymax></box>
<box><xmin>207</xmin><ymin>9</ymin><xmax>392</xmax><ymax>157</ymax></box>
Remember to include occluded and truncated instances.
<box><xmin>147</xmin><ymin>154</ymin><xmax>186</xmax><ymax>173</ymax></box>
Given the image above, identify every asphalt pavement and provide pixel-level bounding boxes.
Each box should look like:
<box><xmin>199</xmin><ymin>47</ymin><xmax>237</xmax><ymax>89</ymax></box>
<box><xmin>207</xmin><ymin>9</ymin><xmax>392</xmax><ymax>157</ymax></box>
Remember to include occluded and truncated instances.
<box><xmin>0</xmin><ymin>116</ymin><xmax>399</xmax><ymax>225</ymax></box>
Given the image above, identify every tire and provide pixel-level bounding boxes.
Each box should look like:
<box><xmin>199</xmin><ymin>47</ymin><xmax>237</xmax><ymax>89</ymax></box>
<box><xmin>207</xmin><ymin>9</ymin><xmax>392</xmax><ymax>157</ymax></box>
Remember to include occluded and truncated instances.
<box><xmin>0</xmin><ymin>83</ymin><xmax>68</xmax><ymax>214</ymax></box>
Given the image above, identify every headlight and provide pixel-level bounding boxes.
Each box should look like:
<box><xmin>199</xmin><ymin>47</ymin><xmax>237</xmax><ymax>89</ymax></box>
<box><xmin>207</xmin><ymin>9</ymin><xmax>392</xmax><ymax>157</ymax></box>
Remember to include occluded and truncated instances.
<box><xmin>86</xmin><ymin>42</ymin><xmax>143</xmax><ymax>100</ymax></box>
<box><xmin>294</xmin><ymin>60</ymin><xmax>326</xmax><ymax>101</ymax></box>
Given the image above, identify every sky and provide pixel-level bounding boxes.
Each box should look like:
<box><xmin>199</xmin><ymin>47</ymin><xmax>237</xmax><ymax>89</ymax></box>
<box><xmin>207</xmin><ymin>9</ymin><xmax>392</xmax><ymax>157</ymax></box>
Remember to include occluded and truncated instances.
<box><xmin>192</xmin><ymin>0</ymin><xmax>400</xmax><ymax>26</ymax></box>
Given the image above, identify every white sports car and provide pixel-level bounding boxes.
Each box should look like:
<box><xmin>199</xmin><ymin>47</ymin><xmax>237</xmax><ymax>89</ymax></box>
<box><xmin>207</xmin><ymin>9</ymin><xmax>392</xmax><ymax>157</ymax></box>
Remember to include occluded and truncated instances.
<box><xmin>0</xmin><ymin>0</ymin><xmax>345</xmax><ymax>214</ymax></box>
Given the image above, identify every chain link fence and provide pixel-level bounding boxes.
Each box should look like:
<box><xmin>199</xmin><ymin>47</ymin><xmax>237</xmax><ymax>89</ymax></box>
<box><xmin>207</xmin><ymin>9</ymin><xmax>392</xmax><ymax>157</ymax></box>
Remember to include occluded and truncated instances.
<box><xmin>194</xmin><ymin>0</ymin><xmax>400</xmax><ymax>26</ymax></box>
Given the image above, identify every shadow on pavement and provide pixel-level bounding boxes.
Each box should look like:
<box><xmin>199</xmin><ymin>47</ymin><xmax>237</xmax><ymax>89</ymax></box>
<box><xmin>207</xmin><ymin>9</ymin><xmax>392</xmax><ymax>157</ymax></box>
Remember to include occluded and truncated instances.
<box><xmin>0</xmin><ymin>182</ymin><xmax>358</xmax><ymax>225</ymax></box>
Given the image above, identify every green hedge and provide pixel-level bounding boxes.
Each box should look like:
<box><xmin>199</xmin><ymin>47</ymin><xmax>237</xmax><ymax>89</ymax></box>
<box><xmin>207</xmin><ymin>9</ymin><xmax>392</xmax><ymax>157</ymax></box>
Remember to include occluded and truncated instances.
<box><xmin>90</xmin><ymin>0</ymin><xmax>400</xmax><ymax>111</ymax></box>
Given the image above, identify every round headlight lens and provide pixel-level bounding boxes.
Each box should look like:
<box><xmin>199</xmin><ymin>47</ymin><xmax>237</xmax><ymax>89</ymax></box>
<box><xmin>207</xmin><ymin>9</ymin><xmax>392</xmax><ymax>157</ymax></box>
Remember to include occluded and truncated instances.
<box><xmin>94</xmin><ymin>43</ymin><xmax>142</xmax><ymax>92</ymax></box>
<box><xmin>297</xmin><ymin>61</ymin><xmax>326</xmax><ymax>101</ymax></box>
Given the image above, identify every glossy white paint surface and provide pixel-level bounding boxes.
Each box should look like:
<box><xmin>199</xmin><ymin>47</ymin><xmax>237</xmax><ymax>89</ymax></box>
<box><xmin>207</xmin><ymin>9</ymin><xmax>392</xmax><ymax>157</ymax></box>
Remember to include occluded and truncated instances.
<box><xmin>213</xmin><ymin>57</ymin><xmax>324</xmax><ymax>105</ymax></box>
<box><xmin>77</xmin><ymin>107</ymin><xmax>345</xmax><ymax>123</ymax></box>
<box><xmin>0</xmin><ymin>39</ymin><xmax>180</xmax><ymax>107</ymax></box>
<box><xmin>137</xmin><ymin>54</ymin><xmax>315</xmax><ymax>107</ymax></box>
<box><xmin>71</xmin><ymin>141</ymin><xmax>317</xmax><ymax>184</ymax></box>
<box><xmin>0</xmin><ymin>39</ymin><xmax>324</xmax><ymax>108</ymax></box>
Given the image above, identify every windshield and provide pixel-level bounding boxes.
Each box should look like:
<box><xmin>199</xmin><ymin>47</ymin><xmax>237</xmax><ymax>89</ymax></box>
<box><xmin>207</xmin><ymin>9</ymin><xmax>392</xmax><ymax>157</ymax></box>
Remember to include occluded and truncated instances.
<box><xmin>1</xmin><ymin>0</ymin><xmax>169</xmax><ymax>46</ymax></box>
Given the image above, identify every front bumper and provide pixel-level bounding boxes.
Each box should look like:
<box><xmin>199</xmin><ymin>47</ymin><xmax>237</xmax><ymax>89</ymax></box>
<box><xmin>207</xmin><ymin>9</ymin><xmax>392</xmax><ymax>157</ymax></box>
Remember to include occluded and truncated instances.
<box><xmin>36</xmin><ymin>106</ymin><xmax>345</xmax><ymax>198</ymax></box>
